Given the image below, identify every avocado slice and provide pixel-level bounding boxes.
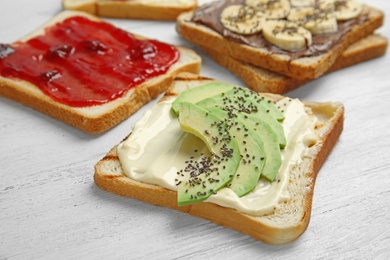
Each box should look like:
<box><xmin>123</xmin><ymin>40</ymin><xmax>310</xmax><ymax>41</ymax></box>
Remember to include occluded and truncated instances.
<box><xmin>198</xmin><ymin>87</ymin><xmax>284</xmax><ymax>121</ymax></box>
<box><xmin>203</xmin><ymin>106</ymin><xmax>281</xmax><ymax>182</ymax></box>
<box><xmin>238</xmin><ymin>112</ymin><xmax>282</xmax><ymax>182</ymax></box>
<box><xmin>171</xmin><ymin>82</ymin><xmax>234</xmax><ymax>116</ymax></box>
<box><xmin>173</xmin><ymin>82</ymin><xmax>284</xmax><ymax>121</ymax></box>
<box><xmin>177</xmin><ymin>102</ymin><xmax>241</xmax><ymax>206</ymax></box>
<box><xmin>197</xmin><ymin>90</ymin><xmax>286</xmax><ymax>149</ymax></box>
<box><xmin>206</xmin><ymin>107</ymin><xmax>266</xmax><ymax>197</ymax></box>
<box><xmin>232</xmin><ymin>87</ymin><xmax>285</xmax><ymax>121</ymax></box>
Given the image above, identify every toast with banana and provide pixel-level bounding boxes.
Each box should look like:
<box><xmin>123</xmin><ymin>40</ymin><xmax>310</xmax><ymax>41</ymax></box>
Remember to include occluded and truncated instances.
<box><xmin>201</xmin><ymin>33</ymin><xmax>388</xmax><ymax>94</ymax></box>
<box><xmin>62</xmin><ymin>0</ymin><xmax>197</xmax><ymax>20</ymax></box>
<box><xmin>0</xmin><ymin>11</ymin><xmax>201</xmax><ymax>133</ymax></box>
<box><xmin>176</xmin><ymin>0</ymin><xmax>384</xmax><ymax>80</ymax></box>
<box><xmin>94</xmin><ymin>72</ymin><xmax>344</xmax><ymax>244</ymax></box>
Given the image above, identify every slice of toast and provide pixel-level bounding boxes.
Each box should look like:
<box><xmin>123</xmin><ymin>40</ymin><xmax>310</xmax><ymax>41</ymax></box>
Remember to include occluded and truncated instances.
<box><xmin>200</xmin><ymin>34</ymin><xmax>388</xmax><ymax>94</ymax></box>
<box><xmin>0</xmin><ymin>11</ymin><xmax>201</xmax><ymax>134</ymax></box>
<box><xmin>62</xmin><ymin>0</ymin><xmax>198</xmax><ymax>20</ymax></box>
<box><xmin>94</xmin><ymin>72</ymin><xmax>344</xmax><ymax>244</ymax></box>
<box><xmin>176</xmin><ymin>1</ymin><xmax>384</xmax><ymax>80</ymax></box>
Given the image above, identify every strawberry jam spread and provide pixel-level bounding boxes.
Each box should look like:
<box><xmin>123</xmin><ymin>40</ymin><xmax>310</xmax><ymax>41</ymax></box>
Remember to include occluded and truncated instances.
<box><xmin>0</xmin><ymin>16</ymin><xmax>180</xmax><ymax>107</ymax></box>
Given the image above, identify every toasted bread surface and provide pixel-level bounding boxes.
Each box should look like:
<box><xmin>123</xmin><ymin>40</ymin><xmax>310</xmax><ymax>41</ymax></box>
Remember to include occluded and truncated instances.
<box><xmin>200</xmin><ymin>34</ymin><xmax>388</xmax><ymax>94</ymax></box>
<box><xmin>62</xmin><ymin>0</ymin><xmax>197</xmax><ymax>20</ymax></box>
<box><xmin>94</xmin><ymin>72</ymin><xmax>344</xmax><ymax>244</ymax></box>
<box><xmin>0</xmin><ymin>11</ymin><xmax>201</xmax><ymax>134</ymax></box>
<box><xmin>176</xmin><ymin>3</ymin><xmax>384</xmax><ymax>80</ymax></box>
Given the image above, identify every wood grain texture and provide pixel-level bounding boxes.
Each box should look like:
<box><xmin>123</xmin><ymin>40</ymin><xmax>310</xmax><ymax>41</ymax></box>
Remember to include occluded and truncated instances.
<box><xmin>1</xmin><ymin>0</ymin><xmax>389</xmax><ymax>259</ymax></box>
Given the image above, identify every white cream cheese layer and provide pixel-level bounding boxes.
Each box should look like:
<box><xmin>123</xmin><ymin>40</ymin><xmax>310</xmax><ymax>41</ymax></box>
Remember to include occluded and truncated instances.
<box><xmin>118</xmin><ymin>96</ymin><xmax>318</xmax><ymax>216</ymax></box>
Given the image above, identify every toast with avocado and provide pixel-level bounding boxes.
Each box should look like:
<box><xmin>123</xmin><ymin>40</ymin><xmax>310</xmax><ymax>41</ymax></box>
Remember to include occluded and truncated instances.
<box><xmin>176</xmin><ymin>0</ymin><xmax>384</xmax><ymax>80</ymax></box>
<box><xmin>200</xmin><ymin>34</ymin><xmax>388</xmax><ymax>94</ymax></box>
<box><xmin>0</xmin><ymin>11</ymin><xmax>201</xmax><ymax>134</ymax></box>
<box><xmin>62</xmin><ymin>0</ymin><xmax>197</xmax><ymax>20</ymax></box>
<box><xmin>94</xmin><ymin>72</ymin><xmax>344</xmax><ymax>244</ymax></box>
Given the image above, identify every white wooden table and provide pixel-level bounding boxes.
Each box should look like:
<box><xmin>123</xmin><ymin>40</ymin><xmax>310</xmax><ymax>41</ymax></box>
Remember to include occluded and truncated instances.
<box><xmin>1</xmin><ymin>1</ymin><xmax>389</xmax><ymax>259</ymax></box>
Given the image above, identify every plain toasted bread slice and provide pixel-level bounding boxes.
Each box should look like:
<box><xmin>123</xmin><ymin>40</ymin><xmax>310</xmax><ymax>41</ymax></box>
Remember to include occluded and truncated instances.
<box><xmin>200</xmin><ymin>34</ymin><xmax>388</xmax><ymax>94</ymax></box>
<box><xmin>176</xmin><ymin>2</ymin><xmax>384</xmax><ymax>80</ymax></box>
<box><xmin>0</xmin><ymin>11</ymin><xmax>201</xmax><ymax>134</ymax></box>
<box><xmin>94</xmin><ymin>72</ymin><xmax>344</xmax><ymax>244</ymax></box>
<box><xmin>62</xmin><ymin>0</ymin><xmax>197</xmax><ymax>20</ymax></box>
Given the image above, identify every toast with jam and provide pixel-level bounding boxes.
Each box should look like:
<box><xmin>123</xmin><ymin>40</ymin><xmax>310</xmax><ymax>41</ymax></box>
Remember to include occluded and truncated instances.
<box><xmin>201</xmin><ymin>34</ymin><xmax>388</xmax><ymax>94</ymax></box>
<box><xmin>0</xmin><ymin>11</ymin><xmax>201</xmax><ymax>133</ymax></box>
<box><xmin>62</xmin><ymin>0</ymin><xmax>197</xmax><ymax>20</ymax></box>
<box><xmin>176</xmin><ymin>0</ymin><xmax>384</xmax><ymax>81</ymax></box>
<box><xmin>94</xmin><ymin>72</ymin><xmax>344</xmax><ymax>244</ymax></box>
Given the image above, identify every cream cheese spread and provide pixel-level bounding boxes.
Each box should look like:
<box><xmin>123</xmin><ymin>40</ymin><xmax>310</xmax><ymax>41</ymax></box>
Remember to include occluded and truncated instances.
<box><xmin>118</xmin><ymin>96</ymin><xmax>318</xmax><ymax>216</ymax></box>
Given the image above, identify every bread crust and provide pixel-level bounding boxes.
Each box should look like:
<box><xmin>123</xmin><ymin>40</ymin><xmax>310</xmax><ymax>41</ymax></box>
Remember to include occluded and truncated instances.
<box><xmin>62</xmin><ymin>0</ymin><xmax>96</xmax><ymax>14</ymax></box>
<box><xmin>62</xmin><ymin>0</ymin><xmax>198</xmax><ymax>20</ymax></box>
<box><xmin>200</xmin><ymin>34</ymin><xmax>388</xmax><ymax>94</ymax></box>
<box><xmin>176</xmin><ymin>4</ymin><xmax>384</xmax><ymax>80</ymax></box>
<box><xmin>0</xmin><ymin>11</ymin><xmax>201</xmax><ymax>134</ymax></box>
<box><xmin>94</xmin><ymin>72</ymin><xmax>344</xmax><ymax>244</ymax></box>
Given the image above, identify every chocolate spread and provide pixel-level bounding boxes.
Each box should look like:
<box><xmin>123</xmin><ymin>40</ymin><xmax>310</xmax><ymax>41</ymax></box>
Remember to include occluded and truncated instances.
<box><xmin>192</xmin><ymin>0</ymin><xmax>368</xmax><ymax>59</ymax></box>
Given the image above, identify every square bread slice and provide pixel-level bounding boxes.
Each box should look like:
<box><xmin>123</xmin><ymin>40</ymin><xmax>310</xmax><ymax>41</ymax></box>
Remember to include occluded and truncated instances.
<box><xmin>176</xmin><ymin>1</ymin><xmax>384</xmax><ymax>80</ymax></box>
<box><xmin>200</xmin><ymin>34</ymin><xmax>388</xmax><ymax>94</ymax></box>
<box><xmin>94</xmin><ymin>72</ymin><xmax>344</xmax><ymax>244</ymax></box>
<box><xmin>62</xmin><ymin>0</ymin><xmax>198</xmax><ymax>20</ymax></box>
<box><xmin>0</xmin><ymin>11</ymin><xmax>201</xmax><ymax>134</ymax></box>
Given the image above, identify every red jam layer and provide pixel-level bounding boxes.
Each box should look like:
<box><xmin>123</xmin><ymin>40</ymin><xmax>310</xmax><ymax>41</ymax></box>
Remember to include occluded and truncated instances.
<box><xmin>0</xmin><ymin>16</ymin><xmax>180</xmax><ymax>107</ymax></box>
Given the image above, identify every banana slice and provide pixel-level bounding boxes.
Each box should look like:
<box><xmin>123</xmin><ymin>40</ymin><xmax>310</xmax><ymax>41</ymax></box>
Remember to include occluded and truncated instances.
<box><xmin>262</xmin><ymin>20</ymin><xmax>312</xmax><ymax>51</ymax></box>
<box><xmin>318</xmin><ymin>0</ymin><xmax>336</xmax><ymax>12</ymax></box>
<box><xmin>245</xmin><ymin>0</ymin><xmax>291</xmax><ymax>19</ymax></box>
<box><xmin>220</xmin><ymin>5</ymin><xmax>266</xmax><ymax>35</ymax></box>
<box><xmin>333</xmin><ymin>0</ymin><xmax>362</xmax><ymax>20</ymax></box>
<box><xmin>287</xmin><ymin>7</ymin><xmax>338</xmax><ymax>35</ymax></box>
<box><xmin>290</xmin><ymin>0</ymin><xmax>315</xmax><ymax>7</ymax></box>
